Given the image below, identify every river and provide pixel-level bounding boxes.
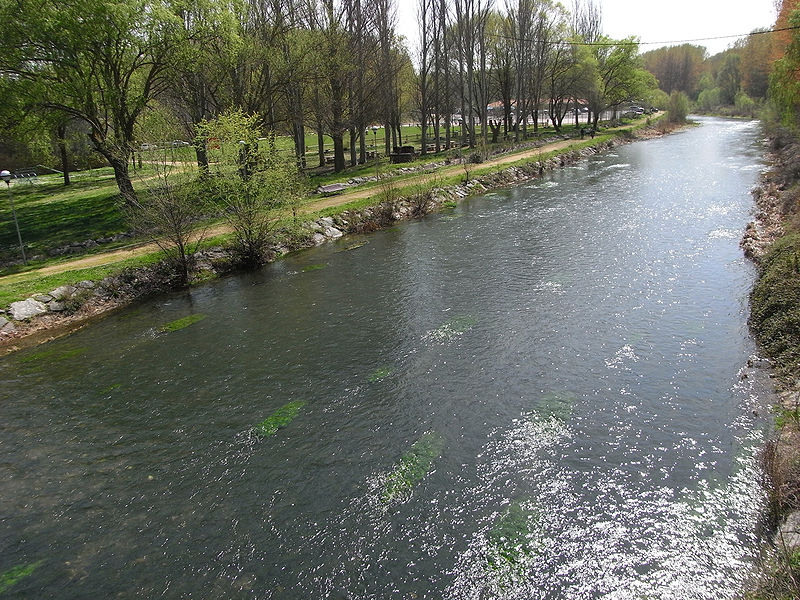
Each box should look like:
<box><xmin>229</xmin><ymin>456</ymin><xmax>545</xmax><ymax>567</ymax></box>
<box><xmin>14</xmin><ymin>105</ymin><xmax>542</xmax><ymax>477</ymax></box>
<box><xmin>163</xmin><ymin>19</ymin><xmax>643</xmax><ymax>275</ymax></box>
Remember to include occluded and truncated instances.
<box><xmin>0</xmin><ymin>117</ymin><xmax>774</xmax><ymax>599</ymax></box>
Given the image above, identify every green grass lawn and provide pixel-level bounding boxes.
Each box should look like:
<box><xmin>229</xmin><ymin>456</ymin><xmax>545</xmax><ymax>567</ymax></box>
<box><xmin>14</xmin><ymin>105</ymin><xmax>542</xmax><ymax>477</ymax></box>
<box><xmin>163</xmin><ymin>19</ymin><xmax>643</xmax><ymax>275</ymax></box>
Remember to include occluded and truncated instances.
<box><xmin>0</xmin><ymin>171</ymin><xmax>126</xmax><ymax>260</ymax></box>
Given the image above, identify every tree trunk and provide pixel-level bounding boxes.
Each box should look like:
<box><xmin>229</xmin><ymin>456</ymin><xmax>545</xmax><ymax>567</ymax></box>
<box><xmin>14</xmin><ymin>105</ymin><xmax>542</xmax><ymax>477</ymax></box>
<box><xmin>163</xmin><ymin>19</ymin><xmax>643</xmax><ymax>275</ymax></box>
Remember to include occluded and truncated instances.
<box><xmin>317</xmin><ymin>121</ymin><xmax>325</xmax><ymax>168</ymax></box>
<box><xmin>489</xmin><ymin>120</ymin><xmax>500</xmax><ymax>143</ymax></box>
<box><xmin>108</xmin><ymin>153</ymin><xmax>137</xmax><ymax>206</ymax></box>
<box><xmin>293</xmin><ymin>119</ymin><xmax>306</xmax><ymax>169</ymax></box>
<box><xmin>57</xmin><ymin>123</ymin><xmax>71</xmax><ymax>185</ymax></box>
<box><xmin>332</xmin><ymin>132</ymin><xmax>346</xmax><ymax>172</ymax></box>
<box><xmin>194</xmin><ymin>141</ymin><xmax>209</xmax><ymax>176</ymax></box>
<box><xmin>349</xmin><ymin>127</ymin><xmax>357</xmax><ymax>167</ymax></box>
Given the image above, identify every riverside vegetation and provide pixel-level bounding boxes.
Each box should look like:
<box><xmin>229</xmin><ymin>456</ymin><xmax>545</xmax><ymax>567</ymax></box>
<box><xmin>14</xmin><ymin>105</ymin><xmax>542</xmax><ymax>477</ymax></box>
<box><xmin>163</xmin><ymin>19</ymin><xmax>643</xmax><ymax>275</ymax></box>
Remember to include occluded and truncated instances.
<box><xmin>741</xmin><ymin>2</ymin><xmax>800</xmax><ymax>597</ymax></box>
<box><xmin>0</xmin><ymin>114</ymin><xmax>668</xmax><ymax>355</ymax></box>
<box><xmin>745</xmin><ymin>122</ymin><xmax>800</xmax><ymax>599</ymax></box>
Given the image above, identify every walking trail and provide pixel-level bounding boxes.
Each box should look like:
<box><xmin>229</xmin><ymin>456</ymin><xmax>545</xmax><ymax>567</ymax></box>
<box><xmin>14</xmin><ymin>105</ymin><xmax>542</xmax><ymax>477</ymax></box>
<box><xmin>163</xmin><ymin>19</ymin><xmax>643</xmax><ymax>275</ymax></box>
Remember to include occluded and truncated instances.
<box><xmin>0</xmin><ymin>137</ymin><xmax>581</xmax><ymax>284</ymax></box>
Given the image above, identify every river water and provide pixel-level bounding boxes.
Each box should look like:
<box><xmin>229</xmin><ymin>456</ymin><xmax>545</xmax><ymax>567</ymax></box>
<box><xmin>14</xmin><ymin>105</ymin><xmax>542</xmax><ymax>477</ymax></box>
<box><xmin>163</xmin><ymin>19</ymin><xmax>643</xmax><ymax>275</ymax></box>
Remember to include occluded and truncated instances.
<box><xmin>0</xmin><ymin>117</ymin><xmax>775</xmax><ymax>599</ymax></box>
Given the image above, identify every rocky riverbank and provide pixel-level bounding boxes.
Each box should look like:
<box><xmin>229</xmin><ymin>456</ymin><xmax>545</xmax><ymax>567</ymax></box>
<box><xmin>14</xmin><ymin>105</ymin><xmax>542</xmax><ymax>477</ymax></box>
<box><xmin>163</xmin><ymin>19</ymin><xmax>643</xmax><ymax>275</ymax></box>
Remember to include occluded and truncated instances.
<box><xmin>0</xmin><ymin>126</ymin><xmax>670</xmax><ymax>356</ymax></box>
<box><xmin>742</xmin><ymin>128</ymin><xmax>800</xmax><ymax>598</ymax></box>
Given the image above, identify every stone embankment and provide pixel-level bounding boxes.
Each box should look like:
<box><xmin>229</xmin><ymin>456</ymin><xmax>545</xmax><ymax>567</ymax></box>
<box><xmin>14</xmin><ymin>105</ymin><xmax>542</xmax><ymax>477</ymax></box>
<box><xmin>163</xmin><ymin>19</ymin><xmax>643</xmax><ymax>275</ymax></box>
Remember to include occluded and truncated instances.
<box><xmin>0</xmin><ymin>132</ymin><xmax>645</xmax><ymax>354</ymax></box>
<box><xmin>741</xmin><ymin>174</ymin><xmax>786</xmax><ymax>261</ymax></box>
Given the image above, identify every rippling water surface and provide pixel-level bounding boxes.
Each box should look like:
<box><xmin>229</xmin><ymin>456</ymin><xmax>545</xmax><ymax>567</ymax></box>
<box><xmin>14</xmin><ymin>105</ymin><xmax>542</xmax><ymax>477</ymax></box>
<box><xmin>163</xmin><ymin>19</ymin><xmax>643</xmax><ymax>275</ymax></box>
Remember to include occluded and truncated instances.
<box><xmin>0</xmin><ymin>118</ymin><xmax>774</xmax><ymax>598</ymax></box>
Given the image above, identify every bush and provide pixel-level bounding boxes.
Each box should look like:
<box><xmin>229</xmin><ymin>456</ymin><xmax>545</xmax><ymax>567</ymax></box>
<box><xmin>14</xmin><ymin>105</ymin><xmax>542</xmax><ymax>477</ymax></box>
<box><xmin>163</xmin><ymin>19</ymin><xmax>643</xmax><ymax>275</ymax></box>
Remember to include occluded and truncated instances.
<box><xmin>667</xmin><ymin>90</ymin><xmax>690</xmax><ymax>124</ymax></box>
<box><xmin>735</xmin><ymin>91</ymin><xmax>759</xmax><ymax>118</ymax></box>
<box><xmin>696</xmin><ymin>87</ymin><xmax>722</xmax><ymax>112</ymax></box>
<box><xmin>750</xmin><ymin>233</ymin><xmax>800</xmax><ymax>381</ymax></box>
<box><xmin>128</xmin><ymin>166</ymin><xmax>207</xmax><ymax>284</ymax></box>
<box><xmin>197</xmin><ymin>110</ymin><xmax>306</xmax><ymax>269</ymax></box>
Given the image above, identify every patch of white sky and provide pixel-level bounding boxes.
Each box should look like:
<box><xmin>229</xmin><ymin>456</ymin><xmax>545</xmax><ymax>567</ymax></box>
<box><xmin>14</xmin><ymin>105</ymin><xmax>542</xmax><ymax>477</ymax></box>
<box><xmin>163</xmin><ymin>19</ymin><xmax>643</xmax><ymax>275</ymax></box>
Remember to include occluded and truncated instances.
<box><xmin>396</xmin><ymin>0</ymin><xmax>777</xmax><ymax>58</ymax></box>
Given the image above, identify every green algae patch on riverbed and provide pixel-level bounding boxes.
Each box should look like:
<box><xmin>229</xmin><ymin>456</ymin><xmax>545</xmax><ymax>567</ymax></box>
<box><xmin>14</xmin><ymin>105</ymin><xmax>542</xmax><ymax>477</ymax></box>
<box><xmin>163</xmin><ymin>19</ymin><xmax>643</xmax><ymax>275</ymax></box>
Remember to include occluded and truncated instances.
<box><xmin>0</xmin><ymin>561</ymin><xmax>42</xmax><ymax>594</ymax></box>
<box><xmin>301</xmin><ymin>263</ymin><xmax>326</xmax><ymax>272</ymax></box>
<box><xmin>254</xmin><ymin>400</ymin><xmax>305</xmax><ymax>437</ymax></box>
<box><xmin>19</xmin><ymin>346</ymin><xmax>86</xmax><ymax>365</ymax></box>
<box><xmin>338</xmin><ymin>239</ymin><xmax>368</xmax><ymax>252</ymax></box>
<box><xmin>159</xmin><ymin>313</ymin><xmax>206</xmax><ymax>333</ymax></box>
<box><xmin>367</xmin><ymin>366</ymin><xmax>393</xmax><ymax>382</ymax></box>
<box><xmin>486</xmin><ymin>500</ymin><xmax>543</xmax><ymax>584</ymax></box>
<box><xmin>424</xmin><ymin>315</ymin><xmax>478</xmax><ymax>343</ymax></box>
<box><xmin>16</xmin><ymin>346</ymin><xmax>88</xmax><ymax>374</ymax></box>
<box><xmin>382</xmin><ymin>431</ymin><xmax>445</xmax><ymax>504</ymax></box>
<box><xmin>536</xmin><ymin>391</ymin><xmax>577</xmax><ymax>421</ymax></box>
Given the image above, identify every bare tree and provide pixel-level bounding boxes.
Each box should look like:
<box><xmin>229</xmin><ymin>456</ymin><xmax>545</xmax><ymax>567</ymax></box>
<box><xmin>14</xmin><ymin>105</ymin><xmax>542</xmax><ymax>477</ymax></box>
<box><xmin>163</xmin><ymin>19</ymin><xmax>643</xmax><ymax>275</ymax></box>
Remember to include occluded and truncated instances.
<box><xmin>507</xmin><ymin>0</ymin><xmax>534</xmax><ymax>141</ymax></box>
<box><xmin>416</xmin><ymin>0</ymin><xmax>435</xmax><ymax>155</ymax></box>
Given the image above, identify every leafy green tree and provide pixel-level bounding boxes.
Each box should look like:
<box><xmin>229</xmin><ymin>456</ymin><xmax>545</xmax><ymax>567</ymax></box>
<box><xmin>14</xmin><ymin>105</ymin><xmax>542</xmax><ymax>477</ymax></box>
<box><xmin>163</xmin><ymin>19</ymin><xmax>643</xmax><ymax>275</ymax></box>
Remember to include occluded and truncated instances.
<box><xmin>645</xmin><ymin>88</ymin><xmax>670</xmax><ymax>110</ymax></box>
<box><xmin>770</xmin><ymin>8</ymin><xmax>800</xmax><ymax>128</ymax></box>
<box><xmin>736</xmin><ymin>29</ymin><xmax>774</xmax><ymax>99</ymax></box>
<box><xmin>162</xmin><ymin>0</ymin><xmax>239</xmax><ymax>173</ymax></box>
<box><xmin>716</xmin><ymin>53</ymin><xmax>742</xmax><ymax>105</ymax></box>
<box><xmin>0</xmin><ymin>0</ymin><xmax>191</xmax><ymax>206</ymax></box>
<box><xmin>696</xmin><ymin>87</ymin><xmax>722</xmax><ymax>112</ymax></box>
<box><xmin>734</xmin><ymin>91</ymin><xmax>758</xmax><ymax>117</ymax></box>
<box><xmin>587</xmin><ymin>37</ymin><xmax>656</xmax><ymax>130</ymax></box>
<box><xmin>641</xmin><ymin>44</ymin><xmax>706</xmax><ymax>97</ymax></box>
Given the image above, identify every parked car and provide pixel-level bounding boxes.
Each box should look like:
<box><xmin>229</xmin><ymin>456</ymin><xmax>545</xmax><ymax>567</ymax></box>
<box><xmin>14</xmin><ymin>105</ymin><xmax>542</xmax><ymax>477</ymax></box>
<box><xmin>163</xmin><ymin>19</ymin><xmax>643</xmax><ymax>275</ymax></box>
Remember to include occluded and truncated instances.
<box><xmin>171</xmin><ymin>140</ymin><xmax>190</xmax><ymax>147</ymax></box>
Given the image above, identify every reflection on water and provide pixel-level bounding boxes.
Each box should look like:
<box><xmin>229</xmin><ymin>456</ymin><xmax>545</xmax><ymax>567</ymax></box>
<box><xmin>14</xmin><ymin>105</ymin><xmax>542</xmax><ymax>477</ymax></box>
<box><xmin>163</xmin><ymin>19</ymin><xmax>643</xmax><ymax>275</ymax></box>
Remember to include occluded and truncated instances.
<box><xmin>0</xmin><ymin>118</ymin><xmax>773</xmax><ymax>599</ymax></box>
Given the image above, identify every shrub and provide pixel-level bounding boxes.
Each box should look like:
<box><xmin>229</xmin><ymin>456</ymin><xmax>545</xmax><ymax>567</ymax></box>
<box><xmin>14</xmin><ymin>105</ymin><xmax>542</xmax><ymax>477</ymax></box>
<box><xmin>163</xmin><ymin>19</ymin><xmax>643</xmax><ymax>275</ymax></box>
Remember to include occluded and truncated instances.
<box><xmin>697</xmin><ymin>87</ymin><xmax>722</xmax><ymax>112</ymax></box>
<box><xmin>667</xmin><ymin>90</ymin><xmax>690</xmax><ymax>124</ymax></box>
<box><xmin>197</xmin><ymin>110</ymin><xmax>306</xmax><ymax>269</ymax></box>
<box><xmin>735</xmin><ymin>91</ymin><xmax>759</xmax><ymax>118</ymax></box>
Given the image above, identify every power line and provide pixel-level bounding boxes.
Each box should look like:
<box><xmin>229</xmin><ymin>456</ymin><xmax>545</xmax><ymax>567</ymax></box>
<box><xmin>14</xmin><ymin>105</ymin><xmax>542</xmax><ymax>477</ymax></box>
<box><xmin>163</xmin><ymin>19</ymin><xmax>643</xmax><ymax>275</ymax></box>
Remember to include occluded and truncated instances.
<box><xmin>492</xmin><ymin>24</ymin><xmax>800</xmax><ymax>48</ymax></box>
<box><xmin>613</xmin><ymin>24</ymin><xmax>800</xmax><ymax>48</ymax></box>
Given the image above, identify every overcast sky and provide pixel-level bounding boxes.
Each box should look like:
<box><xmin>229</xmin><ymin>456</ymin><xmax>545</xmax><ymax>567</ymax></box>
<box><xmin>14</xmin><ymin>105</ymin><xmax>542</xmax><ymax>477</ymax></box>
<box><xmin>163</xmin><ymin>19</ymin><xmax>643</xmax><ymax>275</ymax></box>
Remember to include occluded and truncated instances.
<box><xmin>396</xmin><ymin>0</ymin><xmax>778</xmax><ymax>58</ymax></box>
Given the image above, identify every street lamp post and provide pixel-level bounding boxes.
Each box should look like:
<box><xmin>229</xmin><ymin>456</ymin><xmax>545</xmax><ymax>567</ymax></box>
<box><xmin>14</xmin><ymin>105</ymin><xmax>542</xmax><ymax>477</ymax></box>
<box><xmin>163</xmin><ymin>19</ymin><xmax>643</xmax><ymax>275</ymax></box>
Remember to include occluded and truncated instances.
<box><xmin>0</xmin><ymin>170</ymin><xmax>26</xmax><ymax>265</ymax></box>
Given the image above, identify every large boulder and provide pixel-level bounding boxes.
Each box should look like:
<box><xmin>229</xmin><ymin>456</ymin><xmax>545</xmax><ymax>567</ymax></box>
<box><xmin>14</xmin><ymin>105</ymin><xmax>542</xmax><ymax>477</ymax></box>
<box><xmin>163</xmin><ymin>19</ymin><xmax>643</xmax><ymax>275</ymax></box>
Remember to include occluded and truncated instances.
<box><xmin>50</xmin><ymin>285</ymin><xmax>77</xmax><ymax>300</ymax></box>
<box><xmin>323</xmin><ymin>226</ymin><xmax>343</xmax><ymax>239</ymax></box>
<box><xmin>10</xmin><ymin>298</ymin><xmax>48</xmax><ymax>320</ymax></box>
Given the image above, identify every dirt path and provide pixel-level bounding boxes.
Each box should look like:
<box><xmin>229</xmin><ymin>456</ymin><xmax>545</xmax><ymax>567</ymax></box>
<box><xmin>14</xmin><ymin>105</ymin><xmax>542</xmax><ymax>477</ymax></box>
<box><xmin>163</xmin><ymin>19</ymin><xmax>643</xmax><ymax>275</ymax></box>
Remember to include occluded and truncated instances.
<box><xmin>288</xmin><ymin>138</ymin><xmax>577</xmax><ymax>214</ymax></box>
<box><xmin>0</xmin><ymin>136</ymin><xmax>586</xmax><ymax>284</ymax></box>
